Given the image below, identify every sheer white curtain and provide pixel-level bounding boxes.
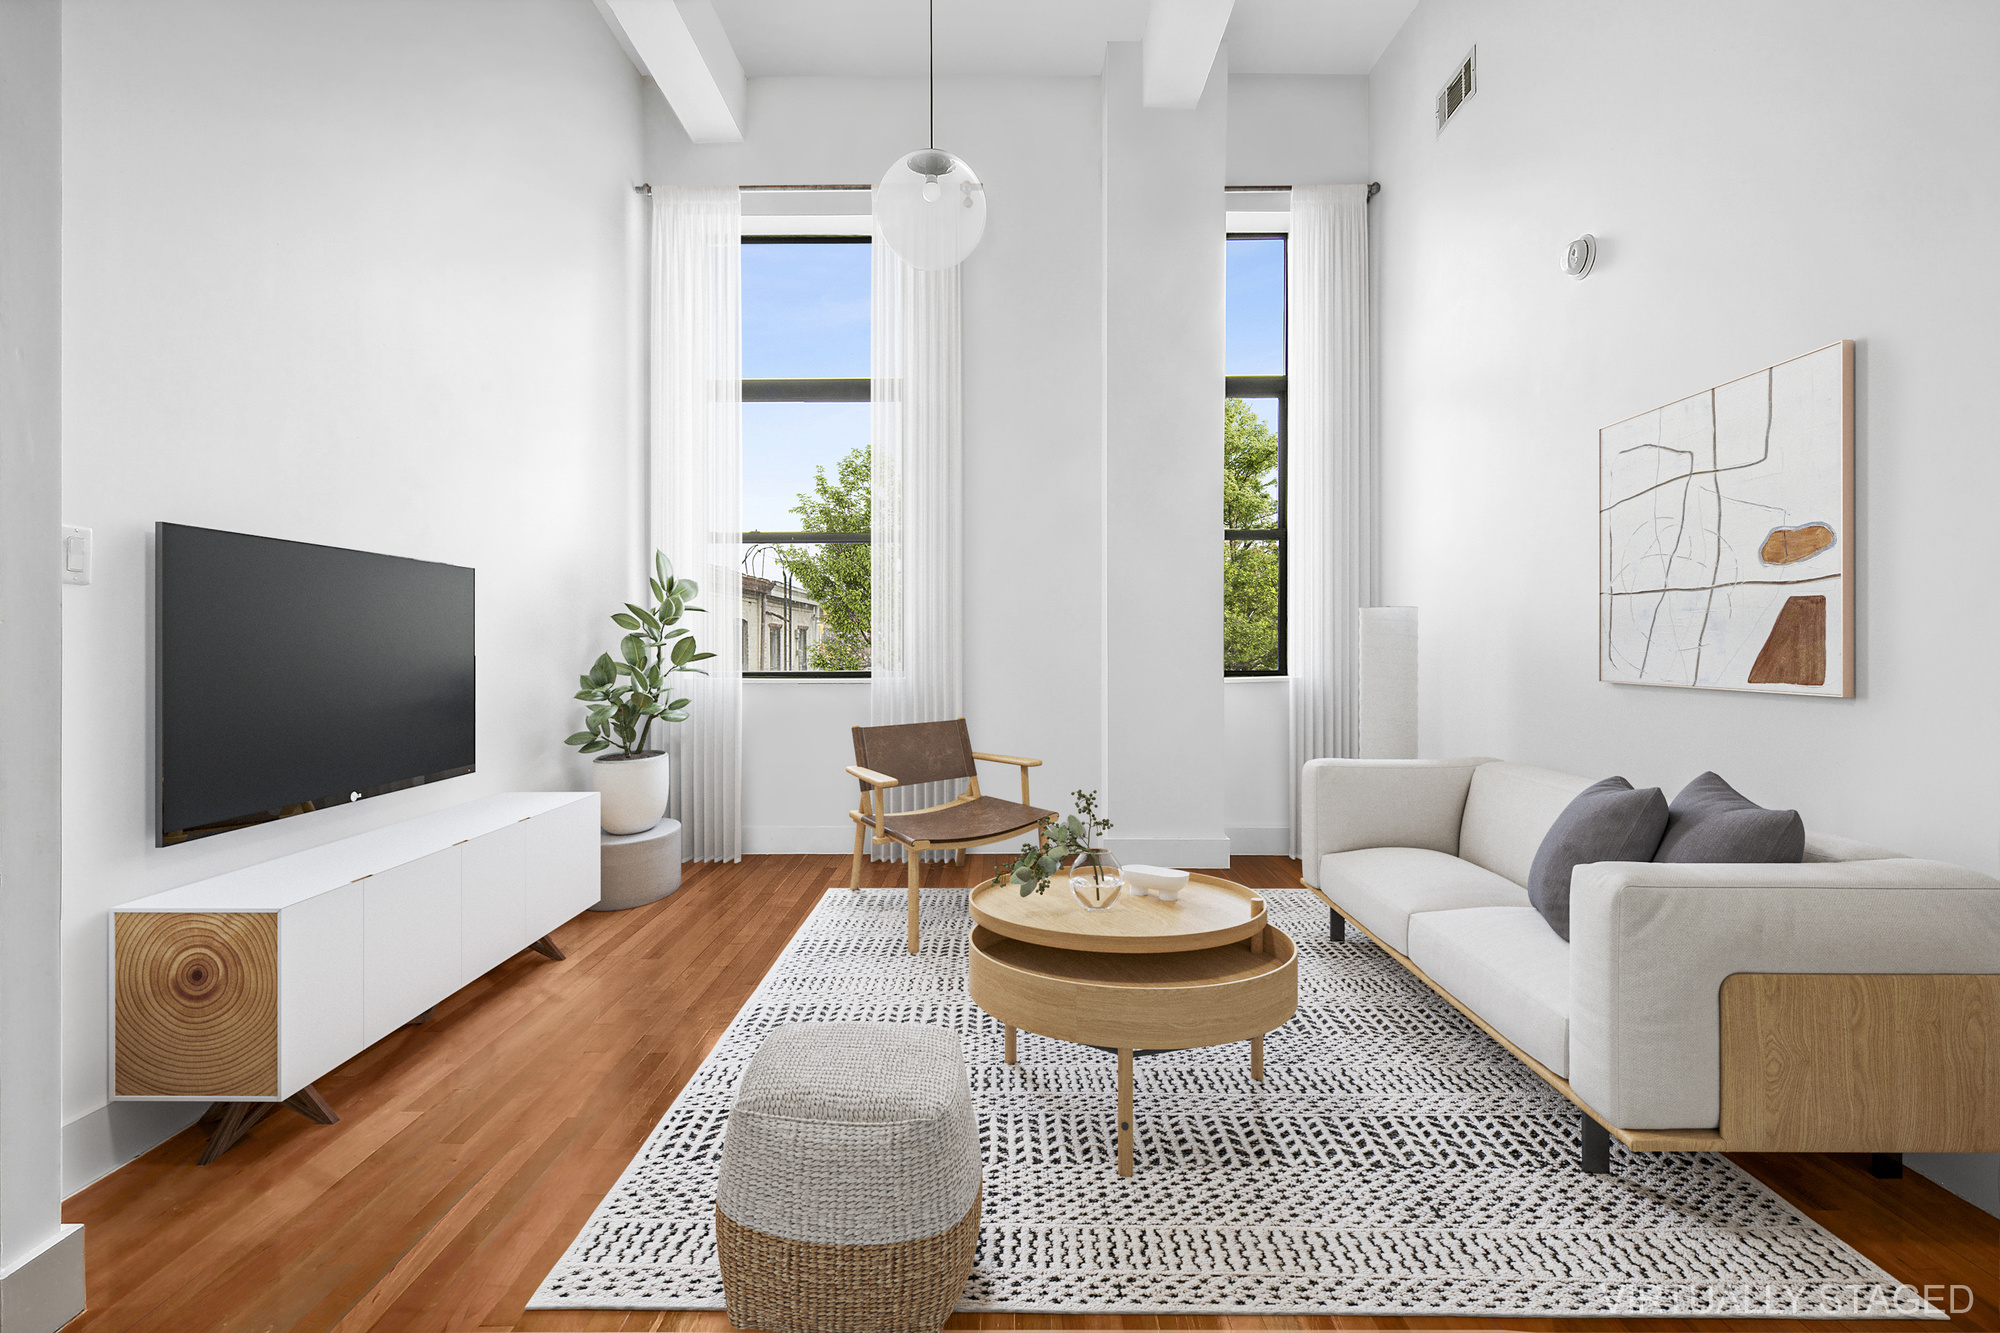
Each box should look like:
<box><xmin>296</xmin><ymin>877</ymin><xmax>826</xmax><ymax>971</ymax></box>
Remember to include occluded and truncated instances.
<box><xmin>868</xmin><ymin>246</ymin><xmax>964</xmax><ymax>858</ymax></box>
<box><xmin>651</xmin><ymin>186</ymin><xmax>742</xmax><ymax>862</ymax></box>
<box><xmin>1287</xmin><ymin>183</ymin><xmax>1376</xmax><ymax>858</ymax></box>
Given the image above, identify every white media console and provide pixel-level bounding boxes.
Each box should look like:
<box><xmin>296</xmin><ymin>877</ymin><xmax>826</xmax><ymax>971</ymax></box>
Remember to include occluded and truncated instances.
<box><xmin>112</xmin><ymin>791</ymin><xmax>600</xmax><ymax>1161</ymax></box>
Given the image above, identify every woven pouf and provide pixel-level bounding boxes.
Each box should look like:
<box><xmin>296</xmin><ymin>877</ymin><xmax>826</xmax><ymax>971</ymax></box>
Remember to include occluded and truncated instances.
<box><xmin>715</xmin><ymin>1023</ymin><xmax>981</xmax><ymax>1333</ymax></box>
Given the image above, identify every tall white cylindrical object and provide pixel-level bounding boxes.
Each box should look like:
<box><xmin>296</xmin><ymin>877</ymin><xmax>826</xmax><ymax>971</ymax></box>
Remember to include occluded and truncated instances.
<box><xmin>1358</xmin><ymin>607</ymin><xmax>1418</xmax><ymax>759</ymax></box>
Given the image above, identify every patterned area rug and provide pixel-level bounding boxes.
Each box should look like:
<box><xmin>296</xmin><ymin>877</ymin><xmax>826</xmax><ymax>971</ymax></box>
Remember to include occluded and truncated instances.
<box><xmin>530</xmin><ymin>886</ymin><xmax>1941</xmax><ymax>1318</ymax></box>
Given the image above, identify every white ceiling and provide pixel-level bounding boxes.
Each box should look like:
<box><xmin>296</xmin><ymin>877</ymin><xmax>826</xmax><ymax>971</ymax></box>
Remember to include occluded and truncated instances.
<box><xmin>707</xmin><ymin>0</ymin><xmax>1418</xmax><ymax>78</ymax></box>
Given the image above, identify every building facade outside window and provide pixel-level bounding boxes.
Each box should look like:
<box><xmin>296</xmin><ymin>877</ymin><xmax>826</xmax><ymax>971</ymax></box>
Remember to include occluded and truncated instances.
<box><xmin>741</xmin><ymin>234</ymin><xmax>871</xmax><ymax>677</ymax></box>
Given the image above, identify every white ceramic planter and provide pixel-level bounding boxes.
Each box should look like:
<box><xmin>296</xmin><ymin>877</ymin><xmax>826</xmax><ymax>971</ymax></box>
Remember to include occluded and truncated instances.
<box><xmin>593</xmin><ymin>751</ymin><xmax>672</xmax><ymax>835</ymax></box>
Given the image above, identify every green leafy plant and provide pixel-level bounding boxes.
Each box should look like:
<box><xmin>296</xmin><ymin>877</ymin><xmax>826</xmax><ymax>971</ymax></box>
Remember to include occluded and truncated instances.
<box><xmin>992</xmin><ymin>790</ymin><xmax>1115</xmax><ymax>897</ymax></box>
<box><xmin>564</xmin><ymin>551</ymin><xmax>715</xmax><ymax>758</ymax></box>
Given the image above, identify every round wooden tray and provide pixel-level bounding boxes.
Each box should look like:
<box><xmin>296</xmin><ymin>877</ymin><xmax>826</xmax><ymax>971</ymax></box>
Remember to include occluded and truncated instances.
<box><xmin>968</xmin><ymin>872</ymin><xmax>1266</xmax><ymax>954</ymax></box>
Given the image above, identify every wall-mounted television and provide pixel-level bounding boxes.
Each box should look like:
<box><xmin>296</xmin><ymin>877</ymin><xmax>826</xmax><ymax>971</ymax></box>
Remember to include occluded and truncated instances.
<box><xmin>156</xmin><ymin>523</ymin><xmax>476</xmax><ymax>845</ymax></box>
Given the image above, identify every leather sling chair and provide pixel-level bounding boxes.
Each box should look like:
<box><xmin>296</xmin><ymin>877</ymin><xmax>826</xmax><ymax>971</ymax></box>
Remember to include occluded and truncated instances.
<box><xmin>848</xmin><ymin>719</ymin><xmax>1056</xmax><ymax>953</ymax></box>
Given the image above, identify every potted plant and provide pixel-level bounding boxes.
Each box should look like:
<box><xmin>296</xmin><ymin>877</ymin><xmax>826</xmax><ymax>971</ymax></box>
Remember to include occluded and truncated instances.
<box><xmin>993</xmin><ymin>790</ymin><xmax>1121</xmax><ymax>910</ymax></box>
<box><xmin>565</xmin><ymin>551</ymin><xmax>714</xmax><ymax>835</ymax></box>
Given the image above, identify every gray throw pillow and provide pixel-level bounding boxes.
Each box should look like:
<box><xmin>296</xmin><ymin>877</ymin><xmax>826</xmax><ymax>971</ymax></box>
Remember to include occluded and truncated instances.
<box><xmin>1655</xmin><ymin>771</ymin><xmax>1805</xmax><ymax>864</ymax></box>
<box><xmin>1526</xmin><ymin>777</ymin><xmax>1669</xmax><ymax>942</ymax></box>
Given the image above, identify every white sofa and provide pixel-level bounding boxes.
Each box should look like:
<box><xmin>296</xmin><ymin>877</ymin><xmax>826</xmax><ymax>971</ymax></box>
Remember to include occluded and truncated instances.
<box><xmin>1299</xmin><ymin>757</ymin><xmax>2000</xmax><ymax>1167</ymax></box>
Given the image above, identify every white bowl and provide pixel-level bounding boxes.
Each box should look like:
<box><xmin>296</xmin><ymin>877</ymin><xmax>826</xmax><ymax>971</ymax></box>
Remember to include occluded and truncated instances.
<box><xmin>1124</xmin><ymin>865</ymin><xmax>1189</xmax><ymax>901</ymax></box>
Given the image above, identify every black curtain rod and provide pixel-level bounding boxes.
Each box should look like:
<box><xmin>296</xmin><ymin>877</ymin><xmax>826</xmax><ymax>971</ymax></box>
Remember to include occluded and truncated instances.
<box><xmin>1225</xmin><ymin>182</ymin><xmax>1382</xmax><ymax>198</ymax></box>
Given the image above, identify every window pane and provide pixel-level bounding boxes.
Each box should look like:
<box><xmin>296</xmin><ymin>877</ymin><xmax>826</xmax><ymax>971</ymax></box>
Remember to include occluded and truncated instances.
<box><xmin>742</xmin><ymin>241</ymin><xmax>870</xmax><ymax>378</ymax></box>
<box><xmin>1224</xmin><ymin>397</ymin><xmax>1279</xmax><ymax>530</ymax></box>
<box><xmin>743</xmin><ymin>403</ymin><xmax>870</xmax><ymax>533</ymax></box>
<box><xmin>1224</xmin><ymin>539</ymin><xmax>1281</xmax><ymax>672</ymax></box>
<box><xmin>741</xmin><ymin>542</ymin><xmax>870</xmax><ymax>672</ymax></box>
<box><xmin>1226</xmin><ymin>236</ymin><xmax>1285</xmax><ymax>375</ymax></box>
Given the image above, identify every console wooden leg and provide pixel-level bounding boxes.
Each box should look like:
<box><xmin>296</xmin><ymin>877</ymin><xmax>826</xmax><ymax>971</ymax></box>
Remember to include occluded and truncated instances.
<box><xmin>1005</xmin><ymin>1024</ymin><xmax>1017</xmax><ymax>1065</ymax></box>
<box><xmin>1251</xmin><ymin>1033</ymin><xmax>1265</xmax><ymax>1081</ymax></box>
<box><xmin>527</xmin><ymin>934</ymin><xmax>564</xmax><ymax>961</ymax></box>
<box><xmin>283</xmin><ymin>1083</ymin><xmax>339</xmax><ymax>1125</ymax></box>
<box><xmin>906</xmin><ymin>850</ymin><xmax>922</xmax><ymax>954</ymax></box>
<box><xmin>198</xmin><ymin>1101</ymin><xmax>277</xmax><ymax>1164</ymax></box>
<box><xmin>1580</xmin><ymin>1112</ymin><xmax>1613</xmax><ymax>1174</ymax></box>
<box><xmin>1870</xmin><ymin>1152</ymin><xmax>1904</xmax><ymax>1179</ymax></box>
<box><xmin>1117</xmin><ymin>1047</ymin><xmax>1135</xmax><ymax>1177</ymax></box>
<box><xmin>198</xmin><ymin>1083</ymin><xmax>340</xmax><ymax>1163</ymax></box>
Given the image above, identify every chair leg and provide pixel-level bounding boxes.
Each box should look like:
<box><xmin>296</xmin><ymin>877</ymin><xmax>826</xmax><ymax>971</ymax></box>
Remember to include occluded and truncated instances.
<box><xmin>849</xmin><ymin>821</ymin><xmax>866</xmax><ymax>890</ymax></box>
<box><xmin>906</xmin><ymin>849</ymin><xmax>922</xmax><ymax>954</ymax></box>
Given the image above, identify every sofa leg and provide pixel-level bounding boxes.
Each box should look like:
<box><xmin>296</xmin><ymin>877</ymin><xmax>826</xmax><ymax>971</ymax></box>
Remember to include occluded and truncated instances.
<box><xmin>1329</xmin><ymin>908</ymin><xmax>1345</xmax><ymax>942</ymax></box>
<box><xmin>1579</xmin><ymin>1113</ymin><xmax>1612</xmax><ymax>1174</ymax></box>
<box><xmin>1870</xmin><ymin>1152</ymin><xmax>1904</xmax><ymax>1179</ymax></box>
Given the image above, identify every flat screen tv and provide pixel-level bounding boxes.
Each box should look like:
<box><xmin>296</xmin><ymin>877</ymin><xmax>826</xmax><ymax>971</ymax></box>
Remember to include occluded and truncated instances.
<box><xmin>157</xmin><ymin>523</ymin><xmax>475</xmax><ymax>845</ymax></box>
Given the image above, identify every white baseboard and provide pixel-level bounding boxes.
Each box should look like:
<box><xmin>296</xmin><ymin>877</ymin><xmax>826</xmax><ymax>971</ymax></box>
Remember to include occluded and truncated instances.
<box><xmin>1098</xmin><ymin>836</ymin><xmax>1233</xmax><ymax>869</ymax></box>
<box><xmin>0</xmin><ymin>1223</ymin><xmax>83</xmax><ymax>1333</ymax></box>
<box><xmin>63</xmin><ymin>1099</ymin><xmax>204</xmax><ymax>1198</ymax></box>
<box><xmin>1226</xmin><ymin>825</ymin><xmax>1292</xmax><ymax>856</ymax></box>
<box><xmin>1908</xmin><ymin>1152</ymin><xmax>1999</xmax><ymax>1218</ymax></box>
<box><xmin>742</xmin><ymin>825</ymin><xmax>857</xmax><ymax>855</ymax></box>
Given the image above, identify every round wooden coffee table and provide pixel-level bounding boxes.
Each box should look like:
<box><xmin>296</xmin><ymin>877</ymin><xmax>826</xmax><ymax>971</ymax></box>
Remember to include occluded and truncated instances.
<box><xmin>967</xmin><ymin>873</ymin><xmax>1298</xmax><ymax>1176</ymax></box>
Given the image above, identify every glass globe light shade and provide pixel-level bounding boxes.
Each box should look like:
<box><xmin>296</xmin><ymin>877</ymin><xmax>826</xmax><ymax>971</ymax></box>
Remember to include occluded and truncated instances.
<box><xmin>873</xmin><ymin>149</ymin><xmax>986</xmax><ymax>271</ymax></box>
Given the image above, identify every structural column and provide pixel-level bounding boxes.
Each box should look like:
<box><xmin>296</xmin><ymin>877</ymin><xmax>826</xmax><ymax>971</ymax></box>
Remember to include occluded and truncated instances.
<box><xmin>1099</xmin><ymin>42</ymin><xmax>1229</xmax><ymax>867</ymax></box>
<box><xmin>0</xmin><ymin>1</ymin><xmax>87</xmax><ymax>1327</ymax></box>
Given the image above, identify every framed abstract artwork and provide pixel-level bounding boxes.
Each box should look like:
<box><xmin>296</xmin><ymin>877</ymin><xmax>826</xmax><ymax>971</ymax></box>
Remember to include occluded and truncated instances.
<box><xmin>1599</xmin><ymin>340</ymin><xmax>1853</xmax><ymax>696</ymax></box>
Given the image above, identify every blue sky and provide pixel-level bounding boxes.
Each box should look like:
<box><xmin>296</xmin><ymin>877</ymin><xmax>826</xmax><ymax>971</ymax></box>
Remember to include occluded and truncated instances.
<box><xmin>742</xmin><ymin>242</ymin><xmax>870</xmax><ymax>530</ymax></box>
<box><xmin>741</xmin><ymin>236</ymin><xmax>1285</xmax><ymax>530</ymax></box>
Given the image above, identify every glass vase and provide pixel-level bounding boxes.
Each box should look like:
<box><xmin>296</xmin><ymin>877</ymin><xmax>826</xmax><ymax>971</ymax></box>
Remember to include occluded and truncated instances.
<box><xmin>1068</xmin><ymin>849</ymin><xmax>1124</xmax><ymax>911</ymax></box>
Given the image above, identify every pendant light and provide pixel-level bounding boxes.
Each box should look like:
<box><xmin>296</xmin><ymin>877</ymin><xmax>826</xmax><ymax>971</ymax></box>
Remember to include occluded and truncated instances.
<box><xmin>872</xmin><ymin>0</ymin><xmax>986</xmax><ymax>271</ymax></box>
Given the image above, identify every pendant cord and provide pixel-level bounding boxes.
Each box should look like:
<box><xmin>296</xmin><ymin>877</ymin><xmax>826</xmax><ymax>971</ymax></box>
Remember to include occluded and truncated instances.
<box><xmin>927</xmin><ymin>0</ymin><xmax>934</xmax><ymax>149</ymax></box>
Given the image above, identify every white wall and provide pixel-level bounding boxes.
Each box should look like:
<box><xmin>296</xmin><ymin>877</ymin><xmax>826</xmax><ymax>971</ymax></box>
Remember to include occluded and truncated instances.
<box><xmin>1371</xmin><ymin>0</ymin><xmax>2000</xmax><ymax>1216</ymax></box>
<box><xmin>1223</xmin><ymin>73</ymin><xmax>1371</xmax><ymax>855</ymax></box>
<box><xmin>1</xmin><ymin>0</ymin><xmax>87</xmax><ymax>1322</ymax></box>
<box><xmin>59</xmin><ymin>0</ymin><xmax>647</xmax><ymax>1192</ymax></box>
<box><xmin>670</xmin><ymin>70</ymin><xmax>1370</xmax><ymax>857</ymax></box>
<box><xmin>650</xmin><ymin>76</ymin><xmax>1111</xmax><ymax>842</ymax></box>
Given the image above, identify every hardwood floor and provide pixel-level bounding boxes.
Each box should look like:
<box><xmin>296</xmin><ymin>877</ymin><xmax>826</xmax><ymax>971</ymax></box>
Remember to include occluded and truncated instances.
<box><xmin>63</xmin><ymin>855</ymin><xmax>1997</xmax><ymax>1332</ymax></box>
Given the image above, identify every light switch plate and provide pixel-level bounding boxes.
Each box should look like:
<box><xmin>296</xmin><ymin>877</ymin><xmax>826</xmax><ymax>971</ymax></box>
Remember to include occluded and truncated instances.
<box><xmin>61</xmin><ymin>525</ymin><xmax>91</xmax><ymax>585</ymax></box>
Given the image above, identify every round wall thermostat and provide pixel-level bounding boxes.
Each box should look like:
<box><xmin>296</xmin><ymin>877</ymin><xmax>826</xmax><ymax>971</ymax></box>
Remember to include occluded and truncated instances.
<box><xmin>1561</xmin><ymin>234</ymin><xmax>1596</xmax><ymax>279</ymax></box>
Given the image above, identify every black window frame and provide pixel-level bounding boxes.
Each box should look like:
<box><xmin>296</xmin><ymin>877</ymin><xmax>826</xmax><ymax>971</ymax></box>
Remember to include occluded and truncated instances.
<box><xmin>741</xmin><ymin>234</ymin><xmax>872</xmax><ymax>679</ymax></box>
<box><xmin>1224</xmin><ymin>230</ymin><xmax>1288</xmax><ymax>678</ymax></box>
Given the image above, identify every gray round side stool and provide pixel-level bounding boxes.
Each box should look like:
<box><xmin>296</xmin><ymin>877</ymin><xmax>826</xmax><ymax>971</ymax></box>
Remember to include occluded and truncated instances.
<box><xmin>715</xmin><ymin>1023</ymin><xmax>981</xmax><ymax>1333</ymax></box>
<box><xmin>592</xmin><ymin>818</ymin><xmax>681</xmax><ymax>911</ymax></box>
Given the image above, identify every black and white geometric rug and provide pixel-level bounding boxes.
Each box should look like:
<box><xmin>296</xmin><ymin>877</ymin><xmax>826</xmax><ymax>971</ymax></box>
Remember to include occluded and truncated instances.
<box><xmin>529</xmin><ymin>886</ymin><xmax>1943</xmax><ymax>1318</ymax></box>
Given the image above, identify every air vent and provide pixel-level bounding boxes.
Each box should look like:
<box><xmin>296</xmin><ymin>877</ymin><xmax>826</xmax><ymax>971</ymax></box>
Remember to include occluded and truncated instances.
<box><xmin>1435</xmin><ymin>47</ymin><xmax>1475</xmax><ymax>134</ymax></box>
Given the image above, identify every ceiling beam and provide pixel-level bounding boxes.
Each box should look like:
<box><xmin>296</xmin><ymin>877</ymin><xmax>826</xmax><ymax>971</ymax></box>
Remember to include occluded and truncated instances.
<box><xmin>595</xmin><ymin>0</ymin><xmax>746</xmax><ymax>143</ymax></box>
<box><xmin>1141</xmin><ymin>0</ymin><xmax>1234</xmax><ymax>108</ymax></box>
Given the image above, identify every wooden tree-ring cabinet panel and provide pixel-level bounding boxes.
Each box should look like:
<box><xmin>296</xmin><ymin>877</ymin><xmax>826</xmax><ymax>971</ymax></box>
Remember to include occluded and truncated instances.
<box><xmin>116</xmin><ymin>912</ymin><xmax>279</xmax><ymax>1097</ymax></box>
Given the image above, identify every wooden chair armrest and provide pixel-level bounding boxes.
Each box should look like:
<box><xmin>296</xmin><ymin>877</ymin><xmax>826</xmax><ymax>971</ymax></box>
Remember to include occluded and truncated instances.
<box><xmin>971</xmin><ymin>752</ymin><xmax>1041</xmax><ymax>768</ymax></box>
<box><xmin>846</xmin><ymin>765</ymin><xmax>900</xmax><ymax>788</ymax></box>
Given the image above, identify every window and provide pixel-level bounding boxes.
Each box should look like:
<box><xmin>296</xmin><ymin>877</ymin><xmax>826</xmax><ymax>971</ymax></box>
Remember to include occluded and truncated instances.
<box><xmin>741</xmin><ymin>235</ymin><xmax>871</xmax><ymax>677</ymax></box>
<box><xmin>1225</xmin><ymin>233</ymin><xmax>1286</xmax><ymax>675</ymax></box>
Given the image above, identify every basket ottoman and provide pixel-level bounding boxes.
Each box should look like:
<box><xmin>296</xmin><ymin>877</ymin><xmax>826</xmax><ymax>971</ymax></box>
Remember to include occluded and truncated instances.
<box><xmin>715</xmin><ymin>1023</ymin><xmax>981</xmax><ymax>1333</ymax></box>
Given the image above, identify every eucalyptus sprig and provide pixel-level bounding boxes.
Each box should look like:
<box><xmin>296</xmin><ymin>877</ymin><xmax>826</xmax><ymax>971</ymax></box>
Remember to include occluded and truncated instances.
<box><xmin>990</xmin><ymin>790</ymin><xmax>1115</xmax><ymax>897</ymax></box>
<box><xmin>564</xmin><ymin>550</ymin><xmax>715</xmax><ymax>758</ymax></box>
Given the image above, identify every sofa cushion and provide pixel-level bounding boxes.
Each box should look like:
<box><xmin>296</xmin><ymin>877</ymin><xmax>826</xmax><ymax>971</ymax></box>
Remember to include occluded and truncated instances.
<box><xmin>1525</xmin><ymin>777</ymin><xmax>1669</xmax><ymax>941</ymax></box>
<box><xmin>1319</xmin><ymin>847</ymin><xmax>1529</xmax><ymax>955</ymax></box>
<box><xmin>1457</xmin><ymin>763</ymin><xmax>1595</xmax><ymax>888</ymax></box>
<box><xmin>1804</xmin><ymin>830</ymin><xmax>1908</xmax><ymax>862</ymax></box>
<box><xmin>1408</xmin><ymin>906</ymin><xmax>1571</xmax><ymax>1078</ymax></box>
<box><xmin>1655</xmin><ymin>771</ymin><xmax>1804</xmax><ymax>863</ymax></box>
